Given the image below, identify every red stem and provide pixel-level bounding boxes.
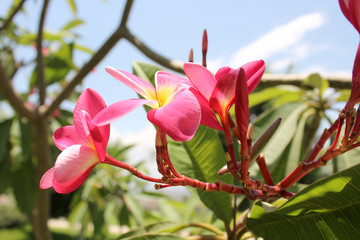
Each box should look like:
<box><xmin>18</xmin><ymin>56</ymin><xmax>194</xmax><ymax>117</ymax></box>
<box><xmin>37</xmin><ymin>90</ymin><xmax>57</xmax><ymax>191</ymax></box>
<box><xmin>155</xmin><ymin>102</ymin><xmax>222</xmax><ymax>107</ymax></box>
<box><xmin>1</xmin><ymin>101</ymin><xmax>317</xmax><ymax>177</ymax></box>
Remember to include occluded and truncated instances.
<box><xmin>156</xmin><ymin>128</ymin><xmax>182</xmax><ymax>178</ymax></box>
<box><xmin>256</xmin><ymin>154</ymin><xmax>274</xmax><ymax>186</ymax></box>
<box><xmin>104</xmin><ymin>153</ymin><xmax>163</xmax><ymax>183</ymax></box>
<box><xmin>221</xmin><ymin>115</ymin><xmax>241</xmax><ymax>180</ymax></box>
<box><xmin>305</xmin><ymin>118</ymin><xmax>339</xmax><ymax>163</ymax></box>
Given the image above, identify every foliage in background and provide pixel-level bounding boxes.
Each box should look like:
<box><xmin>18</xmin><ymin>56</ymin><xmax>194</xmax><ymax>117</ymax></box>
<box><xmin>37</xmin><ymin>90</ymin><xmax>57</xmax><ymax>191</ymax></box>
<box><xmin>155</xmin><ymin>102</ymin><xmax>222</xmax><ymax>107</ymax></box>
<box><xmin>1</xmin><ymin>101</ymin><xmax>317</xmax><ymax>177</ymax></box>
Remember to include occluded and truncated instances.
<box><xmin>1</xmin><ymin>0</ymin><xmax>360</xmax><ymax>240</ymax></box>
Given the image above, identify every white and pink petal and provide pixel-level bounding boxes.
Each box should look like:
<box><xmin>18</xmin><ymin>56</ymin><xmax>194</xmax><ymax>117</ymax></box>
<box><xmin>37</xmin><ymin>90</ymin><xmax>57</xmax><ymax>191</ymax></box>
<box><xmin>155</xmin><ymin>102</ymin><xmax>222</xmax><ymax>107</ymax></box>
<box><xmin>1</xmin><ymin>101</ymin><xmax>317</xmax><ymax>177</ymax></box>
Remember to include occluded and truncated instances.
<box><xmin>52</xmin><ymin>145</ymin><xmax>100</xmax><ymax>194</ymax></box>
<box><xmin>105</xmin><ymin>67</ymin><xmax>156</xmax><ymax>101</ymax></box>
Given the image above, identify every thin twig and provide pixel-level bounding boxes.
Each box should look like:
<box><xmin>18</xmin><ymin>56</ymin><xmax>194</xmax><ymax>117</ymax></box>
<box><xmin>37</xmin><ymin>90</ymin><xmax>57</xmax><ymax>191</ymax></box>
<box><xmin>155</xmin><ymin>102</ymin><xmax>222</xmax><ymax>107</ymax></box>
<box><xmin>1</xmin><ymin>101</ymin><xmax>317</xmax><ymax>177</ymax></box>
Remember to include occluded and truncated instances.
<box><xmin>37</xmin><ymin>0</ymin><xmax>50</xmax><ymax>105</ymax></box>
<box><xmin>120</xmin><ymin>0</ymin><xmax>134</xmax><ymax>27</ymax></box>
<box><xmin>122</xmin><ymin>27</ymin><xmax>184</xmax><ymax>74</ymax></box>
<box><xmin>0</xmin><ymin>0</ymin><xmax>27</xmax><ymax>33</ymax></box>
<box><xmin>42</xmin><ymin>0</ymin><xmax>135</xmax><ymax>118</ymax></box>
<box><xmin>0</xmin><ymin>59</ymin><xmax>37</xmax><ymax>120</ymax></box>
<box><xmin>260</xmin><ymin>73</ymin><xmax>351</xmax><ymax>89</ymax></box>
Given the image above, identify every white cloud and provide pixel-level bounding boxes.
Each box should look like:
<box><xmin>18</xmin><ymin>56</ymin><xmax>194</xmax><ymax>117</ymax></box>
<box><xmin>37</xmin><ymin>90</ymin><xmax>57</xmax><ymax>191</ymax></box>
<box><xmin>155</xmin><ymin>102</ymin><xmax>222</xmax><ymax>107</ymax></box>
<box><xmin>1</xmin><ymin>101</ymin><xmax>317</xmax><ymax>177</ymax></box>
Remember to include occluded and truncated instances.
<box><xmin>109</xmin><ymin>124</ymin><xmax>156</xmax><ymax>164</ymax></box>
<box><xmin>228</xmin><ymin>12</ymin><xmax>325</xmax><ymax>68</ymax></box>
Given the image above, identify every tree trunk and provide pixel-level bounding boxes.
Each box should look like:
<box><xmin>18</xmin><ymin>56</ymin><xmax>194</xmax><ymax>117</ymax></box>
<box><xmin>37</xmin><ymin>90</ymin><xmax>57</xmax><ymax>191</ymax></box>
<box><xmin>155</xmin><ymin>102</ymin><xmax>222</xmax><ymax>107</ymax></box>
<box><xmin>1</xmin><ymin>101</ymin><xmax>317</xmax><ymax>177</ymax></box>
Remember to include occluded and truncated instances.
<box><xmin>31</xmin><ymin>118</ymin><xmax>52</xmax><ymax>240</ymax></box>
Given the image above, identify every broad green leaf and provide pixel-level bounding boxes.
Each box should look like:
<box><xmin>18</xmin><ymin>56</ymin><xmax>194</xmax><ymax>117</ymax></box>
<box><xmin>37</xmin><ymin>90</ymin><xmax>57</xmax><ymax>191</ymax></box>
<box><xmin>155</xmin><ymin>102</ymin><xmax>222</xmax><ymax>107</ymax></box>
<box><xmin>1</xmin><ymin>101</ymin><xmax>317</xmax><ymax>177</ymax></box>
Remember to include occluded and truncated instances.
<box><xmin>252</xmin><ymin>102</ymin><xmax>303</xmax><ymax>141</ymax></box>
<box><xmin>284</xmin><ymin>112</ymin><xmax>307</xmax><ymax>176</ymax></box>
<box><xmin>249</xmin><ymin>86</ymin><xmax>301</xmax><ymax>108</ymax></box>
<box><xmin>247</xmin><ymin>163</ymin><xmax>360</xmax><ymax>240</ymax></box>
<box><xmin>168</xmin><ymin>125</ymin><xmax>234</xmax><ymax>225</ymax></box>
<box><xmin>258</xmin><ymin>103</ymin><xmax>308</xmax><ymax>169</ymax></box>
<box><xmin>131</xmin><ymin>61</ymin><xmax>233</xmax><ymax>225</ymax></box>
<box><xmin>334</xmin><ymin>147</ymin><xmax>360</xmax><ymax>172</ymax></box>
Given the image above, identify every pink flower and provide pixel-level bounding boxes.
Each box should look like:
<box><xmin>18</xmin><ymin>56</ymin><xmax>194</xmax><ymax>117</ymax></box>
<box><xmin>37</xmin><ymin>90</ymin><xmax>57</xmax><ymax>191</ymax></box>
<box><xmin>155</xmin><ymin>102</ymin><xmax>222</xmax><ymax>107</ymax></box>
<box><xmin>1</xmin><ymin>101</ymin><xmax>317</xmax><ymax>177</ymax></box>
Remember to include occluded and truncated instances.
<box><xmin>339</xmin><ymin>0</ymin><xmax>360</xmax><ymax>106</ymax></box>
<box><xmin>183</xmin><ymin>60</ymin><xmax>265</xmax><ymax>124</ymax></box>
<box><xmin>339</xmin><ymin>0</ymin><xmax>360</xmax><ymax>33</ymax></box>
<box><xmin>95</xmin><ymin>67</ymin><xmax>220</xmax><ymax>141</ymax></box>
<box><xmin>40</xmin><ymin>89</ymin><xmax>143</xmax><ymax>193</ymax></box>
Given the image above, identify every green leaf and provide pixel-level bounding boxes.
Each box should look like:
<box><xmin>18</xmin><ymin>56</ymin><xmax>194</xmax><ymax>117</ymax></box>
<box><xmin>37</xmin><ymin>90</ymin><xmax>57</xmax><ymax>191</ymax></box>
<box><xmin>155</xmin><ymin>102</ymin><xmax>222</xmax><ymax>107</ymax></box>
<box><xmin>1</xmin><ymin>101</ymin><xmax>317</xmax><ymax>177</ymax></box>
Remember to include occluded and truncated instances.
<box><xmin>131</xmin><ymin>61</ymin><xmax>233</xmax><ymax>225</ymax></box>
<box><xmin>122</xmin><ymin>194</ymin><xmax>144</xmax><ymax>225</ymax></box>
<box><xmin>12</xmin><ymin>156</ymin><xmax>36</xmax><ymax>215</ymax></box>
<box><xmin>0</xmin><ymin>119</ymin><xmax>13</xmax><ymax>162</ymax></box>
<box><xmin>117</xmin><ymin>222</ymin><xmax>180</xmax><ymax>239</ymax></box>
<box><xmin>252</xmin><ymin>102</ymin><xmax>303</xmax><ymax>141</ymax></box>
<box><xmin>249</xmin><ymin>86</ymin><xmax>301</xmax><ymax>108</ymax></box>
<box><xmin>75</xmin><ymin>44</ymin><xmax>94</xmax><ymax>54</ymax></box>
<box><xmin>18</xmin><ymin>31</ymin><xmax>75</xmax><ymax>45</ymax></box>
<box><xmin>247</xmin><ymin>163</ymin><xmax>360</xmax><ymax>240</ymax></box>
<box><xmin>168</xmin><ymin>125</ymin><xmax>234</xmax><ymax>225</ymax></box>
<box><xmin>303</xmin><ymin>73</ymin><xmax>329</xmax><ymax>93</ymax></box>
<box><xmin>30</xmin><ymin>42</ymin><xmax>75</xmax><ymax>87</ymax></box>
<box><xmin>259</xmin><ymin>103</ymin><xmax>307</xmax><ymax>164</ymax></box>
<box><xmin>132</xmin><ymin>61</ymin><xmax>163</xmax><ymax>85</ymax></box>
<box><xmin>61</xmin><ymin>19</ymin><xmax>84</xmax><ymax>31</ymax></box>
<box><xmin>284</xmin><ymin>112</ymin><xmax>307</xmax><ymax>175</ymax></box>
<box><xmin>121</xmin><ymin>233</ymin><xmax>184</xmax><ymax>240</ymax></box>
<box><xmin>66</xmin><ymin>0</ymin><xmax>77</xmax><ymax>16</ymax></box>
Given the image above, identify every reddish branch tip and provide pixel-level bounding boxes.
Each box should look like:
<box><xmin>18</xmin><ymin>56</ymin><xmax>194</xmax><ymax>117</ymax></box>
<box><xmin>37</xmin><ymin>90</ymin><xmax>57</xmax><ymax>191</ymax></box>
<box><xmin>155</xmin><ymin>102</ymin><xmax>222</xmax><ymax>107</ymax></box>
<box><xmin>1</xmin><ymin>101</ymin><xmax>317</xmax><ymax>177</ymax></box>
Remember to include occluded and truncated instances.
<box><xmin>202</xmin><ymin>29</ymin><xmax>208</xmax><ymax>67</ymax></box>
<box><xmin>189</xmin><ymin>48</ymin><xmax>194</xmax><ymax>62</ymax></box>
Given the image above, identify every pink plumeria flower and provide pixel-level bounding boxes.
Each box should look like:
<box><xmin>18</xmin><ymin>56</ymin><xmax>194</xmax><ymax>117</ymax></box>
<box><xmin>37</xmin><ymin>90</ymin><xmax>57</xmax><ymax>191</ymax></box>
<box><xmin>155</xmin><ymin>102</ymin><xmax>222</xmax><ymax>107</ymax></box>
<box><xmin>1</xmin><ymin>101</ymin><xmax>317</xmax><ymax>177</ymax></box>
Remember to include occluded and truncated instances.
<box><xmin>95</xmin><ymin>67</ymin><xmax>220</xmax><ymax>141</ymax></box>
<box><xmin>40</xmin><ymin>89</ymin><xmax>143</xmax><ymax>193</ymax></box>
<box><xmin>183</xmin><ymin>60</ymin><xmax>265</xmax><ymax>125</ymax></box>
<box><xmin>339</xmin><ymin>0</ymin><xmax>360</xmax><ymax>106</ymax></box>
<box><xmin>339</xmin><ymin>0</ymin><xmax>360</xmax><ymax>33</ymax></box>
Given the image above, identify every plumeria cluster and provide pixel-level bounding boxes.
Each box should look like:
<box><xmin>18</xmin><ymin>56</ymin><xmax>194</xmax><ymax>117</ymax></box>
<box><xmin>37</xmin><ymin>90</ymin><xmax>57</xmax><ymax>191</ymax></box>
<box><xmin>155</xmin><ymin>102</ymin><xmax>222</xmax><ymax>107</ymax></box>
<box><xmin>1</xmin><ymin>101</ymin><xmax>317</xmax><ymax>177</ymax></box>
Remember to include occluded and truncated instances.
<box><xmin>41</xmin><ymin>0</ymin><xmax>360</xmax><ymax>201</ymax></box>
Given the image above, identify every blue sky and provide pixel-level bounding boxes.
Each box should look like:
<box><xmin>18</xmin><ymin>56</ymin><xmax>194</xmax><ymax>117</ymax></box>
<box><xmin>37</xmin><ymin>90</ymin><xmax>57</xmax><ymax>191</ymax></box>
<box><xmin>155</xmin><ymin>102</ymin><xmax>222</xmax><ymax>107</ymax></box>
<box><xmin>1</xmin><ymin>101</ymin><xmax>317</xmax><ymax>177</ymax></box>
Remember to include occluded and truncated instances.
<box><xmin>2</xmin><ymin>0</ymin><xmax>359</xmax><ymax>162</ymax></box>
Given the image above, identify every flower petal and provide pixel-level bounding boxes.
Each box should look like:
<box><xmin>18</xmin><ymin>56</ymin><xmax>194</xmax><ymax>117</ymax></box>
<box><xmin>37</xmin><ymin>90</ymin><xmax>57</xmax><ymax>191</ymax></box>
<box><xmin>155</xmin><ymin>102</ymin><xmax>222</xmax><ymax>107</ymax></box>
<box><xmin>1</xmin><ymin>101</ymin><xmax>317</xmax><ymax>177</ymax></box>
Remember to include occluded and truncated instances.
<box><xmin>53</xmin><ymin>126</ymin><xmax>87</xmax><ymax>151</ymax></box>
<box><xmin>242</xmin><ymin>60</ymin><xmax>265</xmax><ymax>93</ymax></box>
<box><xmin>235</xmin><ymin>68</ymin><xmax>249</xmax><ymax>138</ymax></box>
<box><xmin>40</xmin><ymin>167</ymin><xmax>55</xmax><ymax>189</ymax></box>
<box><xmin>105</xmin><ymin>66</ymin><xmax>156</xmax><ymax>100</ymax></box>
<box><xmin>339</xmin><ymin>0</ymin><xmax>360</xmax><ymax>33</ymax></box>
<box><xmin>73</xmin><ymin>89</ymin><xmax>109</xmax><ymax>142</ymax></box>
<box><xmin>156</xmin><ymin>71</ymin><xmax>191</xmax><ymax>88</ymax></box>
<box><xmin>155</xmin><ymin>71</ymin><xmax>189</xmax><ymax>107</ymax></box>
<box><xmin>147</xmin><ymin>89</ymin><xmax>201</xmax><ymax>141</ymax></box>
<box><xmin>82</xmin><ymin>111</ymin><xmax>107</xmax><ymax>162</ymax></box>
<box><xmin>209</xmin><ymin>67</ymin><xmax>239</xmax><ymax>117</ymax></box>
<box><xmin>93</xmin><ymin>99</ymin><xmax>150</xmax><ymax>126</ymax></box>
<box><xmin>189</xmin><ymin>88</ymin><xmax>222</xmax><ymax>131</ymax></box>
<box><xmin>183</xmin><ymin>63</ymin><xmax>216</xmax><ymax>100</ymax></box>
<box><xmin>52</xmin><ymin>145</ymin><xmax>99</xmax><ymax>194</ymax></box>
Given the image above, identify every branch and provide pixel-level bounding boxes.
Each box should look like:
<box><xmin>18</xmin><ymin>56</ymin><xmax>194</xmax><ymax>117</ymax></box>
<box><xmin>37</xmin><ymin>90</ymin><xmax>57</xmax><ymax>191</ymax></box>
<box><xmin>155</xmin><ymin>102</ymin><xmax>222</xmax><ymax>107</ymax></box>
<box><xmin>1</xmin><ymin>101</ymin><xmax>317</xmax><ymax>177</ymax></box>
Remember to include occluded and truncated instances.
<box><xmin>0</xmin><ymin>59</ymin><xmax>37</xmax><ymax>120</ymax></box>
<box><xmin>120</xmin><ymin>0</ymin><xmax>134</xmax><ymax>27</ymax></box>
<box><xmin>37</xmin><ymin>0</ymin><xmax>50</xmax><ymax>105</ymax></box>
<box><xmin>122</xmin><ymin>28</ymin><xmax>184</xmax><ymax>74</ymax></box>
<box><xmin>260</xmin><ymin>73</ymin><xmax>351</xmax><ymax>89</ymax></box>
<box><xmin>0</xmin><ymin>0</ymin><xmax>27</xmax><ymax>33</ymax></box>
<box><xmin>42</xmin><ymin>0</ymin><xmax>135</xmax><ymax>118</ymax></box>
